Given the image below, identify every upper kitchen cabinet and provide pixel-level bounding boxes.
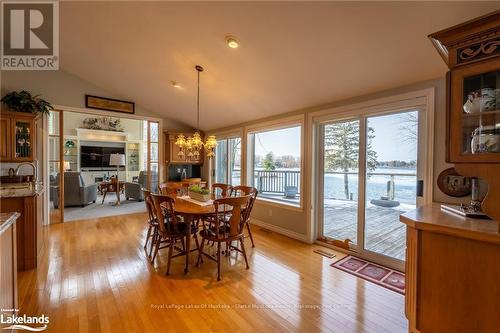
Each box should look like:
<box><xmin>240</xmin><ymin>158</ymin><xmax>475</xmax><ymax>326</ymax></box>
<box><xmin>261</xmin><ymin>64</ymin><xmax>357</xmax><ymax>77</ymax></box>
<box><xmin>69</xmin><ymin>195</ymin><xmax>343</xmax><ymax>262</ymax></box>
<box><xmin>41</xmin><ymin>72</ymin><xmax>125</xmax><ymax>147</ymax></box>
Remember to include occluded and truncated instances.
<box><xmin>0</xmin><ymin>111</ymin><xmax>40</xmax><ymax>162</ymax></box>
<box><xmin>429</xmin><ymin>11</ymin><xmax>500</xmax><ymax>163</ymax></box>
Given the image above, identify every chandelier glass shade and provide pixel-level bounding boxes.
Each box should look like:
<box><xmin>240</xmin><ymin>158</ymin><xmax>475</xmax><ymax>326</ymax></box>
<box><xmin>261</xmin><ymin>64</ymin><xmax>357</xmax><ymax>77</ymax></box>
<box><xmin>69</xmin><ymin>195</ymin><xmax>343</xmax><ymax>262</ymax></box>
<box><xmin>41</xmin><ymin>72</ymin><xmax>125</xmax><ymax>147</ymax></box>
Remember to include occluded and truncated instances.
<box><xmin>174</xmin><ymin>65</ymin><xmax>217</xmax><ymax>160</ymax></box>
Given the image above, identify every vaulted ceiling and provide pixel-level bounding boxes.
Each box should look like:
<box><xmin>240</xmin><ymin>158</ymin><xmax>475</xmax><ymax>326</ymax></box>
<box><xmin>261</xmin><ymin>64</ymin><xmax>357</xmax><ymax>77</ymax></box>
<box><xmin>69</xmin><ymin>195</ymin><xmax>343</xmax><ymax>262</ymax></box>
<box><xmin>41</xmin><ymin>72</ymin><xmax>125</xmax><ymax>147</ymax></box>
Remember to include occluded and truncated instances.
<box><xmin>60</xmin><ymin>2</ymin><xmax>500</xmax><ymax>130</ymax></box>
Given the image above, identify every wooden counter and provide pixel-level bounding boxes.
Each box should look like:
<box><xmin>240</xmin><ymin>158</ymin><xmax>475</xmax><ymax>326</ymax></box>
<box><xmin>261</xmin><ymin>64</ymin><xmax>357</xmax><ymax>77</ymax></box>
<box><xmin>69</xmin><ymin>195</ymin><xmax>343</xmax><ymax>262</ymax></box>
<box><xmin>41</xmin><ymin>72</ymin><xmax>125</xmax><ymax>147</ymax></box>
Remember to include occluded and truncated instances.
<box><xmin>0</xmin><ymin>212</ymin><xmax>19</xmax><ymax>328</ymax></box>
<box><xmin>400</xmin><ymin>204</ymin><xmax>500</xmax><ymax>333</ymax></box>
<box><xmin>0</xmin><ymin>185</ymin><xmax>44</xmax><ymax>271</ymax></box>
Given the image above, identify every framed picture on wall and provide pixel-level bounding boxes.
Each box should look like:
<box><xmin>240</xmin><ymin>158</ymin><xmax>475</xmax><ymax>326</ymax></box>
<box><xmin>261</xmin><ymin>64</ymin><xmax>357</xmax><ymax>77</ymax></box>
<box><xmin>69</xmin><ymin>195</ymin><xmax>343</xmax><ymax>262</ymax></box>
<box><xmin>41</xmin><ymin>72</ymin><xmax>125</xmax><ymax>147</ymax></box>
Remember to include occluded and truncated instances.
<box><xmin>85</xmin><ymin>95</ymin><xmax>135</xmax><ymax>114</ymax></box>
<box><xmin>437</xmin><ymin>167</ymin><xmax>472</xmax><ymax>197</ymax></box>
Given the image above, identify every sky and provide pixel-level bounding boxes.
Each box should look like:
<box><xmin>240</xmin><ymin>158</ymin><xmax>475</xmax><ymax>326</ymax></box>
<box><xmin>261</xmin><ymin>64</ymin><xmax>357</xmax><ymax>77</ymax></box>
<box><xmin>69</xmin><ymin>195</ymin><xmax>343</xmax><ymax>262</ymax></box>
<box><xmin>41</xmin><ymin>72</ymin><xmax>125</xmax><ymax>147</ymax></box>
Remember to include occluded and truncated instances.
<box><xmin>368</xmin><ymin>111</ymin><xmax>418</xmax><ymax>162</ymax></box>
<box><xmin>252</xmin><ymin>110</ymin><xmax>419</xmax><ymax>162</ymax></box>
<box><xmin>254</xmin><ymin>126</ymin><xmax>301</xmax><ymax>157</ymax></box>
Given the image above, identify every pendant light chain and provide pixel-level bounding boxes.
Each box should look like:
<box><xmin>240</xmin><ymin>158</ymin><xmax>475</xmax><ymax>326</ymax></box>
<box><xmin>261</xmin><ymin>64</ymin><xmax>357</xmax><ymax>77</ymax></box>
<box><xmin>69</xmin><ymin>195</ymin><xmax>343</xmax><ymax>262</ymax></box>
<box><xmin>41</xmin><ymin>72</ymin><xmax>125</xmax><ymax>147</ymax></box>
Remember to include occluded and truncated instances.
<box><xmin>197</xmin><ymin>68</ymin><xmax>200</xmax><ymax>131</ymax></box>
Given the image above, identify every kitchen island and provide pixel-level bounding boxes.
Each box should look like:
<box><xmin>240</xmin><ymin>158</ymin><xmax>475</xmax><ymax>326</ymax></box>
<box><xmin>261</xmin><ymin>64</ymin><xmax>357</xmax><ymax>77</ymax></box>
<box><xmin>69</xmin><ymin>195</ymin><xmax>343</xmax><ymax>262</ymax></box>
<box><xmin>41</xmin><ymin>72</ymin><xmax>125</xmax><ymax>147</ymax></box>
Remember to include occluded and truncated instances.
<box><xmin>0</xmin><ymin>184</ymin><xmax>45</xmax><ymax>271</ymax></box>
<box><xmin>0</xmin><ymin>212</ymin><xmax>20</xmax><ymax>325</ymax></box>
<box><xmin>400</xmin><ymin>204</ymin><xmax>500</xmax><ymax>333</ymax></box>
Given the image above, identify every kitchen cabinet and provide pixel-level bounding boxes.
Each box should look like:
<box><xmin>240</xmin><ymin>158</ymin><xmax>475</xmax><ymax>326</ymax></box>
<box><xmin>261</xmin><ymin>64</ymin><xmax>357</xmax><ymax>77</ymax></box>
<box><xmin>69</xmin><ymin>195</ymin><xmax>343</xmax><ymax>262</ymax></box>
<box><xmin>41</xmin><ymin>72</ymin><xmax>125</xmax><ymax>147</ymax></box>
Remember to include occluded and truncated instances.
<box><xmin>0</xmin><ymin>111</ymin><xmax>39</xmax><ymax>162</ymax></box>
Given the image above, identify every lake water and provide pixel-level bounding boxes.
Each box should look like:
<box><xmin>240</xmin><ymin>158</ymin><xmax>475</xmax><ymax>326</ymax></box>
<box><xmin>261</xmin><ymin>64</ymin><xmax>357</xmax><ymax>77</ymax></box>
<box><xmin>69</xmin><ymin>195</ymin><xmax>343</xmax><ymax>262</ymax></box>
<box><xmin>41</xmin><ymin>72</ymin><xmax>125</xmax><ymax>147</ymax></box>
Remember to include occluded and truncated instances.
<box><xmin>324</xmin><ymin>168</ymin><xmax>417</xmax><ymax>205</ymax></box>
<box><xmin>235</xmin><ymin>167</ymin><xmax>417</xmax><ymax>206</ymax></box>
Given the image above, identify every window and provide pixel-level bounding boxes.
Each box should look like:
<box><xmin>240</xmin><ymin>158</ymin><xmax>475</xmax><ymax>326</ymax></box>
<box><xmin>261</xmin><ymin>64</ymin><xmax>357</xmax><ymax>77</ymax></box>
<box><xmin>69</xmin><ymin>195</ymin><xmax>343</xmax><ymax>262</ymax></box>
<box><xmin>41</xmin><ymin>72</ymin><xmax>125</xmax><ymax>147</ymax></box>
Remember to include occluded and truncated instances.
<box><xmin>247</xmin><ymin>125</ymin><xmax>302</xmax><ymax>206</ymax></box>
<box><xmin>142</xmin><ymin>120</ymin><xmax>159</xmax><ymax>191</ymax></box>
<box><xmin>215</xmin><ymin>137</ymin><xmax>241</xmax><ymax>186</ymax></box>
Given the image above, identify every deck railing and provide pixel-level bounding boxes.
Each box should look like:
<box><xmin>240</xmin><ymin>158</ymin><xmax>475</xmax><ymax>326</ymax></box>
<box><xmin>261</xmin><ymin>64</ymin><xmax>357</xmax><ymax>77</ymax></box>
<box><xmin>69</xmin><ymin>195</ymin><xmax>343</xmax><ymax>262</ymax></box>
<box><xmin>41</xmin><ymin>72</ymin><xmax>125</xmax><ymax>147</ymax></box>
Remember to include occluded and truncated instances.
<box><xmin>253</xmin><ymin>169</ymin><xmax>416</xmax><ymax>198</ymax></box>
<box><xmin>254</xmin><ymin>170</ymin><xmax>301</xmax><ymax>195</ymax></box>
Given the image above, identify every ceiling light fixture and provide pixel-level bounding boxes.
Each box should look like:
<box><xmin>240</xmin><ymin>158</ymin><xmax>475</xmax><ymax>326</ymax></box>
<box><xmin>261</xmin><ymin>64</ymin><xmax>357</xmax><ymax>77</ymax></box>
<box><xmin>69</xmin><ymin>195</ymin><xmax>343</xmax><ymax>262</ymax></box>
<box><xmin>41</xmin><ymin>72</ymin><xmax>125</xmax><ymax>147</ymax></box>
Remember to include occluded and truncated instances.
<box><xmin>171</xmin><ymin>81</ymin><xmax>182</xmax><ymax>89</ymax></box>
<box><xmin>226</xmin><ymin>35</ymin><xmax>239</xmax><ymax>49</ymax></box>
<box><xmin>174</xmin><ymin>65</ymin><xmax>217</xmax><ymax>160</ymax></box>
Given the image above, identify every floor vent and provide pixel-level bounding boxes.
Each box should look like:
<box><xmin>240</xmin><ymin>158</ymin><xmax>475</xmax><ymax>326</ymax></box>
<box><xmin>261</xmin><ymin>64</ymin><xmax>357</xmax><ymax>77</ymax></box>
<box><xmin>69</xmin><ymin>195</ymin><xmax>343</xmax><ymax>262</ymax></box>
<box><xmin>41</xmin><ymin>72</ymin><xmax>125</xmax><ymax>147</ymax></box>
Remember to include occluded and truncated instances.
<box><xmin>259</xmin><ymin>228</ymin><xmax>273</xmax><ymax>234</ymax></box>
<box><xmin>313</xmin><ymin>249</ymin><xmax>336</xmax><ymax>259</ymax></box>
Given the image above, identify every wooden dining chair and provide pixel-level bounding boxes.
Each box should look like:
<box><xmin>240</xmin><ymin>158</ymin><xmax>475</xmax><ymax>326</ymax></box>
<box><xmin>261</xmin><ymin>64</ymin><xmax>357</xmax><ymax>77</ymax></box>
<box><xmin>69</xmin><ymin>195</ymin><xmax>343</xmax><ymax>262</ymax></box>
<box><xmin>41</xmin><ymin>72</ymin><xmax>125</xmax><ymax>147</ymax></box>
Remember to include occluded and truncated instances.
<box><xmin>231</xmin><ymin>186</ymin><xmax>259</xmax><ymax>247</ymax></box>
<box><xmin>212</xmin><ymin>183</ymin><xmax>232</xmax><ymax>197</ymax></box>
<box><xmin>185</xmin><ymin>178</ymin><xmax>202</xmax><ymax>185</ymax></box>
<box><xmin>151</xmin><ymin>194</ymin><xmax>201</xmax><ymax>275</ymax></box>
<box><xmin>158</xmin><ymin>182</ymin><xmax>184</xmax><ymax>197</ymax></box>
<box><xmin>197</xmin><ymin>195</ymin><xmax>251</xmax><ymax>281</ymax></box>
<box><xmin>142</xmin><ymin>189</ymin><xmax>155</xmax><ymax>255</ymax></box>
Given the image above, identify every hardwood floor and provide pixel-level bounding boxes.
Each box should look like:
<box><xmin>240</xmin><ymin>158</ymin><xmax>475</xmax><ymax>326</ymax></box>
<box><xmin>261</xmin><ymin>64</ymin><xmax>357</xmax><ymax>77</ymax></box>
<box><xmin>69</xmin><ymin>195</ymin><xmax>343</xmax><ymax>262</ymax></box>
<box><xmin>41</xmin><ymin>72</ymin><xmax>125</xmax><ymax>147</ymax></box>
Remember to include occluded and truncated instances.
<box><xmin>18</xmin><ymin>213</ymin><xmax>408</xmax><ymax>333</ymax></box>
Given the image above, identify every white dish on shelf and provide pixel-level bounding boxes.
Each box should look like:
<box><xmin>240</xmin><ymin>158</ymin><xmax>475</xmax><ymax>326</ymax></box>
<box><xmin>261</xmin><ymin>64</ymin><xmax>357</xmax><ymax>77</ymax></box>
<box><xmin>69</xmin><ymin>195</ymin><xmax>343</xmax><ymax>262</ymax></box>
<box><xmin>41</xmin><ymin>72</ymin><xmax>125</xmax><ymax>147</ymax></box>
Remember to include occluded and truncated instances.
<box><xmin>463</xmin><ymin>88</ymin><xmax>499</xmax><ymax>114</ymax></box>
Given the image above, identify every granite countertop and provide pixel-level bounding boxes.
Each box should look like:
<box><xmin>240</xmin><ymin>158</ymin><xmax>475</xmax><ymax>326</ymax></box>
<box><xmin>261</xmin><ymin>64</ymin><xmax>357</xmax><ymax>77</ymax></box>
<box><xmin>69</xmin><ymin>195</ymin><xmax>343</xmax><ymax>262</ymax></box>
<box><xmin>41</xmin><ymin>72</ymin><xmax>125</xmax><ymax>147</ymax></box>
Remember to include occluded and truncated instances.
<box><xmin>0</xmin><ymin>183</ymin><xmax>45</xmax><ymax>198</ymax></box>
<box><xmin>0</xmin><ymin>212</ymin><xmax>20</xmax><ymax>234</ymax></box>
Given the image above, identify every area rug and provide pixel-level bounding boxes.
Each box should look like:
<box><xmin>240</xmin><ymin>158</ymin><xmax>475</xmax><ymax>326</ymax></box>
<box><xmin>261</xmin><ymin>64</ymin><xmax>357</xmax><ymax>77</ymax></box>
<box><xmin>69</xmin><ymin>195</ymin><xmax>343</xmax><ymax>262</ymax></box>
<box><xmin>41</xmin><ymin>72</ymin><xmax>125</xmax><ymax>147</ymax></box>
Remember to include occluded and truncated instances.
<box><xmin>63</xmin><ymin>193</ymin><xmax>146</xmax><ymax>222</ymax></box>
<box><xmin>331</xmin><ymin>255</ymin><xmax>405</xmax><ymax>294</ymax></box>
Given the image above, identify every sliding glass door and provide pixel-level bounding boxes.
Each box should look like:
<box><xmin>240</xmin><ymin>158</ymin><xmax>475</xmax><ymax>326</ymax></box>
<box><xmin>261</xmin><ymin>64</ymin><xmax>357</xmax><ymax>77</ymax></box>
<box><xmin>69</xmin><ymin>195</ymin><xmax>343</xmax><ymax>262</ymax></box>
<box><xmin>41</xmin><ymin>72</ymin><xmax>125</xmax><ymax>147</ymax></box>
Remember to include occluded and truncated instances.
<box><xmin>318</xmin><ymin>108</ymin><xmax>426</xmax><ymax>267</ymax></box>
<box><xmin>322</xmin><ymin>119</ymin><xmax>360</xmax><ymax>245</ymax></box>
<box><xmin>363</xmin><ymin>112</ymin><xmax>418</xmax><ymax>261</ymax></box>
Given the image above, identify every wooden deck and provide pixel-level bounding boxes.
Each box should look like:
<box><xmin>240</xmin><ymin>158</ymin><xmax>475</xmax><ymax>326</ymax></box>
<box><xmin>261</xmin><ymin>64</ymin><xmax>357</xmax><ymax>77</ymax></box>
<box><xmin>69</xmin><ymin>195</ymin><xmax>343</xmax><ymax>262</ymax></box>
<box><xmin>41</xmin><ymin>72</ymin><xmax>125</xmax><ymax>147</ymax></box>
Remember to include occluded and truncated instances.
<box><xmin>323</xmin><ymin>199</ymin><xmax>409</xmax><ymax>260</ymax></box>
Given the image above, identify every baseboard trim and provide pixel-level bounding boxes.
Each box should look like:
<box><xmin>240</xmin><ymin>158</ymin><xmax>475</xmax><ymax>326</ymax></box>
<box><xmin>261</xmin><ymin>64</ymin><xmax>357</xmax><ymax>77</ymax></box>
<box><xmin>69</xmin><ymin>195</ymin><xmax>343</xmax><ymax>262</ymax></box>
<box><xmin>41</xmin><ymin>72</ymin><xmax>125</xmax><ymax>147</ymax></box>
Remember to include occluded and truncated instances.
<box><xmin>251</xmin><ymin>218</ymin><xmax>310</xmax><ymax>243</ymax></box>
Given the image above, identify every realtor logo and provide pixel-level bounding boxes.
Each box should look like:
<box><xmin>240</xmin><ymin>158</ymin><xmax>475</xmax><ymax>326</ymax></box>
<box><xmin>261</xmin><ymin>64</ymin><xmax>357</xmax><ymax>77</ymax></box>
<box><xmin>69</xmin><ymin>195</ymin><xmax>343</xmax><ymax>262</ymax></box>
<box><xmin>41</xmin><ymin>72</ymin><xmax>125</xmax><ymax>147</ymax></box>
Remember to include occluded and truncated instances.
<box><xmin>1</xmin><ymin>0</ymin><xmax>59</xmax><ymax>70</ymax></box>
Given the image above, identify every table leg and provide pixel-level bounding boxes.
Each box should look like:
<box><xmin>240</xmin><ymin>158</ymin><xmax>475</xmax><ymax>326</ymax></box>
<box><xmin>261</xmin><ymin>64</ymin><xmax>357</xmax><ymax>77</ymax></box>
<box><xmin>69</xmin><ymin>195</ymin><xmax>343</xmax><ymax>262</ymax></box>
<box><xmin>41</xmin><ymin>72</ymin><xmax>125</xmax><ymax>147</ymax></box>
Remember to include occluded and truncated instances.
<box><xmin>116</xmin><ymin>189</ymin><xmax>121</xmax><ymax>206</ymax></box>
<box><xmin>184</xmin><ymin>215</ymin><xmax>192</xmax><ymax>274</ymax></box>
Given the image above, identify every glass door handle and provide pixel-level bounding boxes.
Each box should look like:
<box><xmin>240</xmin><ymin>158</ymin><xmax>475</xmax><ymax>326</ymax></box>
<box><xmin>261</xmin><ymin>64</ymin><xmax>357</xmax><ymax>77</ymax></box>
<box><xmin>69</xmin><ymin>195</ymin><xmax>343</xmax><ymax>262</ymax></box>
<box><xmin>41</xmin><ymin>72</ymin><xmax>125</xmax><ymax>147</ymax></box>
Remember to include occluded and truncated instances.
<box><xmin>416</xmin><ymin>180</ymin><xmax>424</xmax><ymax>197</ymax></box>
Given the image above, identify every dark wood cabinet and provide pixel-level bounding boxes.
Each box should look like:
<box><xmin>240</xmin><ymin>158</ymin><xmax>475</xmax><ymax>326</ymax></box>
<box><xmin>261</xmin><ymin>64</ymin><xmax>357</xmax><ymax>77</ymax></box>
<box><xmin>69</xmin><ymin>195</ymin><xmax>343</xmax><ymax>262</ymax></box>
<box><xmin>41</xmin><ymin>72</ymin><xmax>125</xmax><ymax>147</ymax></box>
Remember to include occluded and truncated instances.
<box><xmin>0</xmin><ymin>110</ymin><xmax>39</xmax><ymax>162</ymax></box>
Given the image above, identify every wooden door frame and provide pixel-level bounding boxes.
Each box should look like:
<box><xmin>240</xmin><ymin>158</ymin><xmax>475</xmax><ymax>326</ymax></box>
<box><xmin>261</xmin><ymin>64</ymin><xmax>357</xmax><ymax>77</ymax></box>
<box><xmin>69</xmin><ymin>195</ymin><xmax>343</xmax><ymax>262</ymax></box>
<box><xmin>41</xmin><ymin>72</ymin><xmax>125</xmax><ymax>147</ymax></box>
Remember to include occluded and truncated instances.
<box><xmin>45</xmin><ymin>105</ymin><xmax>163</xmax><ymax>223</ymax></box>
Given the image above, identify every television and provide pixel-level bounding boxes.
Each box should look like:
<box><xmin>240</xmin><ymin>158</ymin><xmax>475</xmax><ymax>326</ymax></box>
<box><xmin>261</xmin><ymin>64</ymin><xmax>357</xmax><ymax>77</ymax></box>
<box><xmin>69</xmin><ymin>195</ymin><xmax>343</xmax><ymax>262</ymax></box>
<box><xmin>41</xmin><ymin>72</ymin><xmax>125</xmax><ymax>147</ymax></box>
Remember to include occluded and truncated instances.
<box><xmin>80</xmin><ymin>146</ymin><xmax>125</xmax><ymax>168</ymax></box>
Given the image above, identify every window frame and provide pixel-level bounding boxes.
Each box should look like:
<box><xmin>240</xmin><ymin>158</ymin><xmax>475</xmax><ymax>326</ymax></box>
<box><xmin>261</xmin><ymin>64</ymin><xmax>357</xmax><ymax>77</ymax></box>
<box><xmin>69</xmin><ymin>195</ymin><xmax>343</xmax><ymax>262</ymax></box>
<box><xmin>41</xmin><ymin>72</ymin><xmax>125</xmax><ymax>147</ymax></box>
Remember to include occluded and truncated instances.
<box><xmin>245</xmin><ymin>115</ymin><xmax>305</xmax><ymax>210</ymax></box>
<box><xmin>214</xmin><ymin>135</ymin><xmax>242</xmax><ymax>186</ymax></box>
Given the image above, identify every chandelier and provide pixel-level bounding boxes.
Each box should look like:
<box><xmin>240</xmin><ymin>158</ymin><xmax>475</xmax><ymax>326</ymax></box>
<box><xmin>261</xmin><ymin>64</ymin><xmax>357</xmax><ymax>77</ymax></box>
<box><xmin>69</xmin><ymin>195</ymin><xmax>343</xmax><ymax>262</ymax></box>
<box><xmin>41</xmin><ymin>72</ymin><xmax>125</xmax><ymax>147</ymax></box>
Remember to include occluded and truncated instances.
<box><xmin>174</xmin><ymin>65</ymin><xmax>217</xmax><ymax>159</ymax></box>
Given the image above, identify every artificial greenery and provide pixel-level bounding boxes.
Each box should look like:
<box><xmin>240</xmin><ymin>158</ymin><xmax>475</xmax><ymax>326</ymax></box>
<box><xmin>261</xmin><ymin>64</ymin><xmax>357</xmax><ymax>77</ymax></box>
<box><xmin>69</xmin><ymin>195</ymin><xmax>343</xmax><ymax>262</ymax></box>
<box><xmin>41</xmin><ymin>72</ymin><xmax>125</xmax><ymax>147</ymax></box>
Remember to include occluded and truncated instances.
<box><xmin>189</xmin><ymin>185</ymin><xmax>209</xmax><ymax>195</ymax></box>
<box><xmin>1</xmin><ymin>90</ymin><xmax>54</xmax><ymax>115</ymax></box>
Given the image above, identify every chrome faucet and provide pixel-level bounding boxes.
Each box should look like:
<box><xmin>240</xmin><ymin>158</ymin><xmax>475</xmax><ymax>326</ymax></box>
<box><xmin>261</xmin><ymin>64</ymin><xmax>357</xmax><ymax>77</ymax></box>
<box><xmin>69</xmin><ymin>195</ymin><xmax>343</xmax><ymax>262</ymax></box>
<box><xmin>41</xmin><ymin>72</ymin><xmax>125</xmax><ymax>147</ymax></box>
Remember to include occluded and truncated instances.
<box><xmin>15</xmin><ymin>161</ymin><xmax>38</xmax><ymax>183</ymax></box>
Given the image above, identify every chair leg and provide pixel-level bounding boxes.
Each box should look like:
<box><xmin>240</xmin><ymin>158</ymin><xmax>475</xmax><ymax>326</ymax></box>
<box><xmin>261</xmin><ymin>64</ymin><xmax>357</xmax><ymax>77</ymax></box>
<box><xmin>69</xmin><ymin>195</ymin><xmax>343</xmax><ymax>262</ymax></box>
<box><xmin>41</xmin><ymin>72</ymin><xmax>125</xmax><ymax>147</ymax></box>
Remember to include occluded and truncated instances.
<box><xmin>144</xmin><ymin>225</ymin><xmax>152</xmax><ymax>250</ymax></box>
<box><xmin>166</xmin><ymin>240</ymin><xmax>174</xmax><ymax>276</ymax></box>
<box><xmin>246</xmin><ymin>222</ymin><xmax>255</xmax><ymax>248</ymax></box>
<box><xmin>240</xmin><ymin>237</ymin><xmax>250</xmax><ymax>269</ymax></box>
<box><xmin>148</xmin><ymin>231</ymin><xmax>157</xmax><ymax>260</ymax></box>
<box><xmin>196</xmin><ymin>238</ymin><xmax>205</xmax><ymax>267</ymax></box>
<box><xmin>217</xmin><ymin>242</ymin><xmax>221</xmax><ymax>281</ymax></box>
<box><xmin>193</xmin><ymin>233</ymin><xmax>201</xmax><ymax>252</ymax></box>
<box><xmin>151</xmin><ymin>235</ymin><xmax>161</xmax><ymax>263</ymax></box>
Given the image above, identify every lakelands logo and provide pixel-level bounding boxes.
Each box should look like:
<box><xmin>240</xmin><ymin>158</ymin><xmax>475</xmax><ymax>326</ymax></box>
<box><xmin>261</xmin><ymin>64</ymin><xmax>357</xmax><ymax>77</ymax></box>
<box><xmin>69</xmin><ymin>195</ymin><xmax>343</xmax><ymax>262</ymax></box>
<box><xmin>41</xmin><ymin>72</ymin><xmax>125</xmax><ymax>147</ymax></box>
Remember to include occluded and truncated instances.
<box><xmin>1</xmin><ymin>0</ymin><xmax>59</xmax><ymax>70</ymax></box>
<box><xmin>0</xmin><ymin>312</ymin><xmax>49</xmax><ymax>331</ymax></box>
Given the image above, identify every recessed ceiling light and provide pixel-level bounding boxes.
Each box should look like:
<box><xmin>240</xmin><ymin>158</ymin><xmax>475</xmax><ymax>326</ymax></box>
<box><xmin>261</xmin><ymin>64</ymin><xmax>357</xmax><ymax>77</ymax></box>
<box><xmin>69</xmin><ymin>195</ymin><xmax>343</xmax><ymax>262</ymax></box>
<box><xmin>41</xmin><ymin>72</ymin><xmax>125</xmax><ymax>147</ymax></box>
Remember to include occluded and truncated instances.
<box><xmin>171</xmin><ymin>81</ymin><xmax>182</xmax><ymax>89</ymax></box>
<box><xmin>226</xmin><ymin>35</ymin><xmax>239</xmax><ymax>49</ymax></box>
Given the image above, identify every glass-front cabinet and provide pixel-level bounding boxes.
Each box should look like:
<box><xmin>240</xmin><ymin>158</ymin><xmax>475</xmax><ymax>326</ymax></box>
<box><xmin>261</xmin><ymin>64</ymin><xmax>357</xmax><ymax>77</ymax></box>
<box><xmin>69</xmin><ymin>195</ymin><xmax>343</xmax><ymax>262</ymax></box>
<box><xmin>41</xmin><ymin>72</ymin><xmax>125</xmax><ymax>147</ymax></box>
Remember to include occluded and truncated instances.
<box><xmin>0</xmin><ymin>111</ymin><xmax>38</xmax><ymax>162</ymax></box>
<box><xmin>450</xmin><ymin>59</ymin><xmax>500</xmax><ymax>163</ymax></box>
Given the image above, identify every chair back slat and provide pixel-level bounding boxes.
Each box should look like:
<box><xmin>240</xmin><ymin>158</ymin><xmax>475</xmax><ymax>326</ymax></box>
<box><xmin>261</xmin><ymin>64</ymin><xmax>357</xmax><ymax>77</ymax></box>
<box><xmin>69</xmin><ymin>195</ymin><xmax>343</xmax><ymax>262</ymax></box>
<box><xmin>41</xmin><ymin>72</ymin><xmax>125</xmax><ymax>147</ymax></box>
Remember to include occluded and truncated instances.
<box><xmin>214</xmin><ymin>195</ymin><xmax>250</xmax><ymax>237</ymax></box>
<box><xmin>212</xmin><ymin>183</ymin><xmax>232</xmax><ymax>197</ymax></box>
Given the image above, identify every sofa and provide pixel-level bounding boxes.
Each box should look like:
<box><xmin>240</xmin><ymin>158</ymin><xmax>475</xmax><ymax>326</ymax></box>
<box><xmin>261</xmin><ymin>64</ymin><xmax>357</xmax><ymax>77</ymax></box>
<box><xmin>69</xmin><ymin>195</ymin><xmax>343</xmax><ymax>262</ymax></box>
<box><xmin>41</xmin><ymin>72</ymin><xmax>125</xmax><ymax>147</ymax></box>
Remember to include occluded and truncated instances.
<box><xmin>53</xmin><ymin>172</ymin><xmax>98</xmax><ymax>208</ymax></box>
<box><xmin>124</xmin><ymin>171</ymin><xmax>158</xmax><ymax>201</ymax></box>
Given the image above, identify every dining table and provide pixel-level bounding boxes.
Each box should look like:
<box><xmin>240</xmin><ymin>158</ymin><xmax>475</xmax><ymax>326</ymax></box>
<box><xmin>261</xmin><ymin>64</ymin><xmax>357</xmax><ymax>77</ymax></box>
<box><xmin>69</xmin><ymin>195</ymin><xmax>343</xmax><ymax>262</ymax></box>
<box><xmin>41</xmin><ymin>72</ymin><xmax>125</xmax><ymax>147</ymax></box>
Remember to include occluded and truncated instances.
<box><xmin>160</xmin><ymin>194</ymin><xmax>227</xmax><ymax>274</ymax></box>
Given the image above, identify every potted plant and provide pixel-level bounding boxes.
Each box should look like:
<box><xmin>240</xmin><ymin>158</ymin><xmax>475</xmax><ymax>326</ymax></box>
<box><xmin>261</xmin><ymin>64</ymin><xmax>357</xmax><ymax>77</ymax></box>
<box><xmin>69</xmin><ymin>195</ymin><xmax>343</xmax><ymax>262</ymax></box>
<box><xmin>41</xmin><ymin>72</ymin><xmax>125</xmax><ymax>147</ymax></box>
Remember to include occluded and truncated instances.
<box><xmin>1</xmin><ymin>90</ymin><xmax>54</xmax><ymax>115</ymax></box>
<box><xmin>188</xmin><ymin>185</ymin><xmax>211</xmax><ymax>202</ymax></box>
